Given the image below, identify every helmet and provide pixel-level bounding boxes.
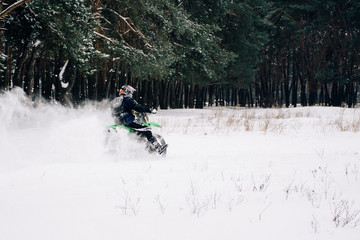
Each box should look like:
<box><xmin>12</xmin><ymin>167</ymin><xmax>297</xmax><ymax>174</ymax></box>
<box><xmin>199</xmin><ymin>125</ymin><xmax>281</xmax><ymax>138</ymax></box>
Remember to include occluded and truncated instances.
<box><xmin>120</xmin><ymin>85</ymin><xmax>136</xmax><ymax>97</ymax></box>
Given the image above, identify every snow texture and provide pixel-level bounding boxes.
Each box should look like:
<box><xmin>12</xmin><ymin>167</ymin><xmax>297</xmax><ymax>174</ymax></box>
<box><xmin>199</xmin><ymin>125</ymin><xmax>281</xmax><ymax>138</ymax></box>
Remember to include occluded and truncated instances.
<box><xmin>0</xmin><ymin>88</ymin><xmax>360</xmax><ymax>240</ymax></box>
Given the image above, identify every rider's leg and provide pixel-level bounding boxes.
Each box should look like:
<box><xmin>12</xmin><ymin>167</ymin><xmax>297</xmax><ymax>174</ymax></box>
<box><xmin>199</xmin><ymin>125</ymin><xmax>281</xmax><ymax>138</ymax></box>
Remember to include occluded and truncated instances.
<box><xmin>127</xmin><ymin>121</ymin><xmax>157</xmax><ymax>143</ymax></box>
<box><xmin>126</xmin><ymin>121</ymin><xmax>165</xmax><ymax>153</ymax></box>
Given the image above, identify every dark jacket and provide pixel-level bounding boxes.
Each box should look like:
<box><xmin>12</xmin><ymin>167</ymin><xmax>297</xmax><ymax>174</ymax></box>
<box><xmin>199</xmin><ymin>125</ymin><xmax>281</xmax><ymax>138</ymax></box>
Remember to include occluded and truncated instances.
<box><xmin>111</xmin><ymin>96</ymin><xmax>151</xmax><ymax>125</ymax></box>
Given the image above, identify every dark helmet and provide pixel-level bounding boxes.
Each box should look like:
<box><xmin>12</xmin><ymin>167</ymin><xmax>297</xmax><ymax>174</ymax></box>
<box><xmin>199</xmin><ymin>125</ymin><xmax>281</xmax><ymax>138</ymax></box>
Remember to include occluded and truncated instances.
<box><xmin>120</xmin><ymin>85</ymin><xmax>136</xmax><ymax>97</ymax></box>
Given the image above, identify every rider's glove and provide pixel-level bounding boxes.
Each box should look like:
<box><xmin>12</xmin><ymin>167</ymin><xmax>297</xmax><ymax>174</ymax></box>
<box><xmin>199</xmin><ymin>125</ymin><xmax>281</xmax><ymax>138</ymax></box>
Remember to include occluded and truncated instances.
<box><xmin>151</xmin><ymin>108</ymin><xmax>157</xmax><ymax>114</ymax></box>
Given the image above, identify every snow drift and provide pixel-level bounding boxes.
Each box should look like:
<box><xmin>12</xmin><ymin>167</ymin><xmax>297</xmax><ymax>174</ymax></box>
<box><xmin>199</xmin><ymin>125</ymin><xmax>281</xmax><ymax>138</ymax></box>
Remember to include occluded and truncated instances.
<box><xmin>0</xmin><ymin>89</ymin><xmax>360</xmax><ymax>240</ymax></box>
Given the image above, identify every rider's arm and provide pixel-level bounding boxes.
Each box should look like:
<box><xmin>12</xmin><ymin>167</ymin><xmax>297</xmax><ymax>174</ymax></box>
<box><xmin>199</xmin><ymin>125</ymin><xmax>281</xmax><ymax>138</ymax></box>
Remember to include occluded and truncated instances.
<box><xmin>128</xmin><ymin>98</ymin><xmax>152</xmax><ymax>113</ymax></box>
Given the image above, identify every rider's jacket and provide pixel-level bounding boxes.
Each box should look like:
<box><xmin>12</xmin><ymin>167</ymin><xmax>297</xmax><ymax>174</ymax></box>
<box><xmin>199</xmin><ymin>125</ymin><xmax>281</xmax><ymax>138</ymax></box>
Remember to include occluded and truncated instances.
<box><xmin>111</xmin><ymin>96</ymin><xmax>151</xmax><ymax>125</ymax></box>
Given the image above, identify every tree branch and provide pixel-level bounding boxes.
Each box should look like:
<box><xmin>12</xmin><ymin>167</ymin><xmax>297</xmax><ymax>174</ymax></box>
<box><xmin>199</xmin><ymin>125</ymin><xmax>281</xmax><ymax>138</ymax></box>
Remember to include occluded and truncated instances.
<box><xmin>94</xmin><ymin>31</ymin><xmax>115</xmax><ymax>43</ymax></box>
<box><xmin>105</xmin><ymin>8</ymin><xmax>140</xmax><ymax>35</ymax></box>
<box><xmin>0</xmin><ymin>0</ymin><xmax>33</xmax><ymax>19</ymax></box>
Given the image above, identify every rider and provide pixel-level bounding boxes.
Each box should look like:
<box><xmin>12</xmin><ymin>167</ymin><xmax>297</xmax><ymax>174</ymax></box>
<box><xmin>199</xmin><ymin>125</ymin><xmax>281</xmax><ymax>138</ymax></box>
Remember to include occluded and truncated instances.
<box><xmin>111</xmin><ymin>85</ymin><xmax>161</xmax><ymax>151</ymax></box>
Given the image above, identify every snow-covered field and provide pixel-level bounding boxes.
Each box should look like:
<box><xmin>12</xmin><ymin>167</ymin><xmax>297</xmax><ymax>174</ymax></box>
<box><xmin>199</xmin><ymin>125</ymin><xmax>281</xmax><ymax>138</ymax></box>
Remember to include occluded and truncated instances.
<box><xmin>1</xmin><ymin>88</ymin><xmax>360</xmax><ymax>240</ymax></box>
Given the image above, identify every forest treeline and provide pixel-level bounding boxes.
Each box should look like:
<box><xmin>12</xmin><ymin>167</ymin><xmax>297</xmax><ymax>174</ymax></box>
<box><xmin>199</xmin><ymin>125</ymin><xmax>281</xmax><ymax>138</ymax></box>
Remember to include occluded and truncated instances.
<box><xmin>0</xmin><ymin>0</ymin><xmax>359</xmax><ymax>108</ymax></box>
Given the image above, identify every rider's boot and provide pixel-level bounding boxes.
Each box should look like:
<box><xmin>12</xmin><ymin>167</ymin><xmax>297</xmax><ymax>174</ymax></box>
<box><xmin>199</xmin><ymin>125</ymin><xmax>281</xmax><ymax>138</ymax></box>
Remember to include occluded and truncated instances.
<box><xmin>149</xmin><ymin>137</ymin><xmax>167</xmax><ymax>154</ymax></box>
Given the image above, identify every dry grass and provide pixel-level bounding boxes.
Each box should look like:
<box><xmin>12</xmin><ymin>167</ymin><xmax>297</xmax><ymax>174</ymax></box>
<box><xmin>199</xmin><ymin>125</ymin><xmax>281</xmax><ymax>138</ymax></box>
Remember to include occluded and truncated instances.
<box><xmin>332</xmin><ymin>111</ymin><xmax>360</xmax><ymax>132</ymax></box>
<box><xmin>159</xmin><ymin>107</ymin><xmax>360</xmax><ymax>135</ymax></box>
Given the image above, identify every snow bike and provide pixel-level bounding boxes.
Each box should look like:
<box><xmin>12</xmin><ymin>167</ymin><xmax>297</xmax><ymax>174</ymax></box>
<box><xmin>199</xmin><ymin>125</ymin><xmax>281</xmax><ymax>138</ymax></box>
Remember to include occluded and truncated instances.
<box><xmin>106</xmin><ymin>112</ymin><xmax>168</xmax><ymax>156</ymax></box>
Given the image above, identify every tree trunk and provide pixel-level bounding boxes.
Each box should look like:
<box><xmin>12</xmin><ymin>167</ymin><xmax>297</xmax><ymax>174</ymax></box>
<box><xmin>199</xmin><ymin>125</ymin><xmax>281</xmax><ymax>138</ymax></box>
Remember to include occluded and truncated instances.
<box><xmin>169</xmin><ymin>81</ymin><xmax>176</xmax><ymax>108</ymax></box>
<box><xmin>291</xmin><ymin>57</ymin><xmax>298</xmax><ymax>107</ymax></box>
<box><xmin>195</xmin><ymin>85</ymin><xmax>206</xmax><ymax>109</ymax></box>
<box><xmin>104</xmin><ymin>66</ymin><xmax>113</xmax><ymax>100</ymax></box>
<box><xmin>4</xmin><ymin>44</ymin><xmax>12</xmax><ymax>91</ymax></box>
<box><xmin>189</xmin><ymin>84</ymin><xmax>195</xmax><ymax>108</ymax></box>
<box><xmin>231</xmin><ymin>88</ymin><xmax>237</xmax><ymax>106</ymax></box>
<box><xmin>175</xmin><ymin>80</ymin><xmax>183</xmax><ymax>108</ymax></box>
<box><xmin>152</xmin><ymin>78</ymin><xmax>159</xmax><ymax>108</ymax></box>
<box><xmin>283</xmin><ymin>54</ymin><xmax>290</xmax><ymax>107</ymax></box>
<box><xmin>13</xmin><ymin>41</ymin><xmax>31</xmax><ymax>88</ymax></box>
<box><xmin>208</xmin><ymin>85</ymin><xmax>214</xmax><ymax>106</ymax></box>
<box><xmin>24</xmin><ymin>43</ymin><xmax>43</xmax><ymax>100</ymax></box>
<box><xmin>159</xmin><ymin>80</ymin><xmax>168</xmax><ymax>109</ymax></box>
<box><xmin>215</xmin><ymin>86</ymin><xmax>219</xmax><ymax>106</ymax></box>
<box><xmin>41</xmin><ymin>54</ymin><xmax>53</xmax><ymax>101</ymax></box>
<box><xmin>249</xmin><ymin>85</ymin><xmax>254</xmax><ymax>107</ymax></box>
<box><xmin>184</xmin><ymin>84</ymin><xmax>189</xmax><ymax>108</ymax></box>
